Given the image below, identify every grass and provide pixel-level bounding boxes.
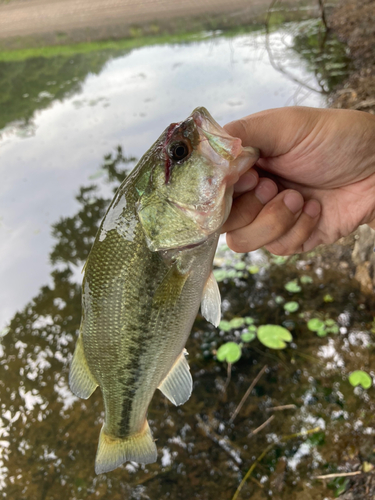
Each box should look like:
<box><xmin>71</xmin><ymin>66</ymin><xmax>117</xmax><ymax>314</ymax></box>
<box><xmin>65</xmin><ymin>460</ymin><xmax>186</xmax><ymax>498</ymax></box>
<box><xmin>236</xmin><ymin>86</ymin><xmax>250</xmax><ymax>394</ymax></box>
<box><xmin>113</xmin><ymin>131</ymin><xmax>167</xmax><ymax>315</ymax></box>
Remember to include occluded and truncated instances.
<box><xmin>0</xmin><ymin>24</ymin><xmax>264</xmax><ymax>62</ymax></box>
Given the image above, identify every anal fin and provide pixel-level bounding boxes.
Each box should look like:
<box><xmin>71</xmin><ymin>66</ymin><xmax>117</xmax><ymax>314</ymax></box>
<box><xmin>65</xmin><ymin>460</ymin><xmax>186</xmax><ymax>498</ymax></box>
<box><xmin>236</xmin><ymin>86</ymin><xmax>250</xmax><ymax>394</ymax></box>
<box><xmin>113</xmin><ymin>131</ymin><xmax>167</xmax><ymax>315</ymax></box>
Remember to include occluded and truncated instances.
<box><xmin>95</xmin><ymin>420</ymin><xmax>157</xmax><ymax>474</ymax></box>
<box><xmin>158</xmin><ymin>350</ymin><xmax>192</xmax><ymax>406</ymax></box>
<box><xmin>201</xmin><ymin>270</ymin><xmax>221</xmax><ymax>327</ymax></box>
<box><xmin>69</xmin><ymin>334</ymin><xmax>98</xmax><ymax>399</ymax></box>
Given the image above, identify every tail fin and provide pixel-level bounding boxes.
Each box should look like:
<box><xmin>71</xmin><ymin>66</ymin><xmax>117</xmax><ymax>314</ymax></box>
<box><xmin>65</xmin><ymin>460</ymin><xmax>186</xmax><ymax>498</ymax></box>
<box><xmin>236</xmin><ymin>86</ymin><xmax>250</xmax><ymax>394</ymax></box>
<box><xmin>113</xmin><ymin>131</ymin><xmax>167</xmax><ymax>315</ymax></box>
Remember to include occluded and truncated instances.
<box><xmin>95</xmin><ymin>421</ymin><xmax>157</xmax><ymax>474</ymax></box>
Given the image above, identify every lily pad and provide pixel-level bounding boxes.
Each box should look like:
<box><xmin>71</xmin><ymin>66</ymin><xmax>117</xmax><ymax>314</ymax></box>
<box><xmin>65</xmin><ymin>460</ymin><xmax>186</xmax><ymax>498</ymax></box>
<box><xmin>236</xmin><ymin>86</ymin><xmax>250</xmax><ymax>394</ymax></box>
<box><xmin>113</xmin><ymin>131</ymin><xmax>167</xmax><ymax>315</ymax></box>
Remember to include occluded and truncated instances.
<box><xmin>257</xmin><ymin>325</ymin><xmax>293</xmax><ymax>349</ymax></box>
<box><xmin>323</xmin><ymin>294</ymin><xmax>334</xmax><ymax>303</ymax></box>
<box><xmin>241</xmin><ymin>331</ymin><xmax>256</xmax><ymax>342</ymax></box>
<box><xmin>275</xmin><ymin>295</ymin><xmax>285</xmax><ymax>304</ymax></box>
<box><xmin>284</xmin><ymin>280</ymin><xmax>301</xmax><ymax>293</ymax></box>
<box><xmin>245</xmin><ymin>317</ymin><xmax>255</xmax><ymax>325</ymax></box>
<box><xmin>216</xmin><ymin>342</ymin><xmax>242</xmax><ymax>363</ymax></box>
<box><xmin>348</xmin><ymin>370</ymin><xmax>372</xmax><ymax>389</ymax></box>
<box><xmin>307</xmin><ymin>318</ymin><xmax>325</xmax><ymax>332</ymax></box>
<box><xmin>218</xmin><ymin>320</ymin><xmax>232</xmax><ymax>332</ymax></box>
<box><xmin>283</xmin><ymin>301</ymin><xmax>299</xmax><ymax>313</ymax></box>
<box><xmin>234</xmin><ymin>261</ymin><xmax>246</xmax><ymax>270</ymax></box>
<box><xmin>248</xmin><ymin>265</ymin><xmax>259</xmax><ymax>274</ymax></box>
<box><xmin>300</xmin><ymin>275</ymin><xmax>313</xmax><ymax>284</ymax></box>
<box><xmin>229</xmin><ymin>317</ymin><xmax>246</xmax><ymax>329</ymax></box>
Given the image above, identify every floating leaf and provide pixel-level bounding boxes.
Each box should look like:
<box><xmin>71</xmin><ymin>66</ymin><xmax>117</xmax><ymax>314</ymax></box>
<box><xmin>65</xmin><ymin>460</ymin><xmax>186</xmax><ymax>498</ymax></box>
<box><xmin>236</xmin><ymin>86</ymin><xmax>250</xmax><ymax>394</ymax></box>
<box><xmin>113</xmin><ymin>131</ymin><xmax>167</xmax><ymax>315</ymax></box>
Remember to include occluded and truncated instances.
<box><xmin>307</xmin><ymin>318</ymin><xmax>325</xmax><ymax>332</ymax></box>
<box><xmin>283</xmin><ymin>301</ymin><xmax>299</xmax><ymax>313</ymax></box>
<box><xmin>241</xmin><ymin>331</ymin><xmax>256</xmax><ymax>342</ymax></box>
<box><xmin>348</xmin><ymin>370</ymin><xmax>372</xmax><ymax>389</ymax></box>
<box><xmin>323</xmin><ymin>294</ymin><xmax>334</xmax><ymax>302</ymax></box>
<box><xmin>275</xmin><ymin>295</ymin><xmax>285</xmax><ymax>304</ymax></box>
<box><xmin>216</xmin><ymin>342</ymin><xmax>242</xmax><ymax>363</ymax></box>
<box><xmin>219</xmin><ymin>317</ymin><xmax>245</xmax><ymax>332</ymax></box>
<box><xmin>245</xmin><ymin>317</ymin><xmax>255</xmax><ymax>325</ymax></box>
<box><xmin>248</xmin><ymin>265</ymin><xmax>259</xmax><ymax>274</ymax></box>
<box><xmin>218</xmin><ymin>320</ymin><xmax>232</xmax><ymax>332</ymax></box>
<box><xmin>213</xmin><ymin>269</ymin><xmax>227</xmax><ymax>282</ymax></box>
<box><xmin>234</xmin><ymin>261</ymin><xmax>246</xmax><ymax>270</ymax></box>
<box><xmin>326</xmin><ymin>324</ymin><xmax>339</xmax><ymax>335</ymax></box>
<box><xmin>284</xmin><ymin>280</ymin><xmax>301</xmax><ymax>293</ymax></box>
<box><xmin>247</xmin><ymin>325</ymin><xmax>257</xmax><ymax>332</ymax></box>
<box><xmin>257</xmin><ymin>325</ymin><xmax>293</xmax><ymax>349</ymax></box>
<box><xmin>300</xmin><ymin>275</ymin><xmax>313</xmax><ymax>284</ymax></box>
<box><xmin>325</xmin><ymin>318</ymin><xmax>336</xmax><ymax>327</ymax></box>
<box><xmin>316</xmin><ymin>328</ymin><xmax>328</xmax><ymax>337</ymax></box>
<box><xmin>273</xmin><ymin>255</ymin><xmax>287</xmax><ymax>265</ymax></box>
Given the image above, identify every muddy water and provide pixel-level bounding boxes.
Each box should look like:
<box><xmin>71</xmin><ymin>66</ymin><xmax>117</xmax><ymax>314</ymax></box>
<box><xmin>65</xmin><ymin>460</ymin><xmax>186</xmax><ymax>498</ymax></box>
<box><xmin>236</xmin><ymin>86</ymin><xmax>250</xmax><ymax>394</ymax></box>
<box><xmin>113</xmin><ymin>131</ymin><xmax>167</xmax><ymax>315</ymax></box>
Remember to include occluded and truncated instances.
<box><xmin>1</xmin><ymin>20</ymin><xmax>371</xmax><ymax>500</ymax></box>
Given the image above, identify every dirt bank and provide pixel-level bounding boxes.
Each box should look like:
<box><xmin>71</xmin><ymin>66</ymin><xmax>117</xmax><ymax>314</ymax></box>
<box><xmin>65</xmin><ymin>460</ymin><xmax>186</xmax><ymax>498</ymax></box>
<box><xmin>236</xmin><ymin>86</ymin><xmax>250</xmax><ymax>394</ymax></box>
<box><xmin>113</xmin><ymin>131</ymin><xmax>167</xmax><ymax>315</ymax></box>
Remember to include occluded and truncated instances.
<box><xmin>0</xmin><ymin>0</ymin><xmax>310</xmax><ymax>50</ymax></box>
<box><xmin>329</xmin><ymin>0</ymin><xmax>375</xmax><ymax>113</ymax></box>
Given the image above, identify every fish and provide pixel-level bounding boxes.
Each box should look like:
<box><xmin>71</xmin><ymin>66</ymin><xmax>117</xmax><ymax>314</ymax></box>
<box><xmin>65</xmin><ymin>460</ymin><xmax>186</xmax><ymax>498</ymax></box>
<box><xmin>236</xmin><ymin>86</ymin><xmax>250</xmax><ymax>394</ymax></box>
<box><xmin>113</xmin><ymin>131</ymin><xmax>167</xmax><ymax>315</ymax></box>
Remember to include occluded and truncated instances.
<box><xmin>69</xmin><ymin>107</ymin><xmax>259</xmax><ymax>474</ymax></box>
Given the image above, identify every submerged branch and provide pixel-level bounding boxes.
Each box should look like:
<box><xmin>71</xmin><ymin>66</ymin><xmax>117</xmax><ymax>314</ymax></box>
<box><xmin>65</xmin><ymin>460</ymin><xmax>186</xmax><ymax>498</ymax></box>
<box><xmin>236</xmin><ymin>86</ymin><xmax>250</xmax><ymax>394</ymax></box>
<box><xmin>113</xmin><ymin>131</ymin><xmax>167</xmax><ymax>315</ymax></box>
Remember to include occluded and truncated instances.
<box><xmin>229</xmin><ymin>365</ymin><xmax>268</xmax><ymax>424</ymax></box>
<box><xmin>231</xmin><ymin>426</ymin><xmax>322</xmax><ymax>500</ymax></box>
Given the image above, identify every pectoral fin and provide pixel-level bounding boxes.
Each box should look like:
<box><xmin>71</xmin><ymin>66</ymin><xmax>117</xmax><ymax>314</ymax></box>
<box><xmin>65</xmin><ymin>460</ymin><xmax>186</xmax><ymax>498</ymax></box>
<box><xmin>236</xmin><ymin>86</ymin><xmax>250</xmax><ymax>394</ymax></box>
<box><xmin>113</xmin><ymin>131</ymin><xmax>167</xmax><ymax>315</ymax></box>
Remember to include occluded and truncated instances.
<box><xmin>158</xmin><ymin>350</ymin><xmax>192</xmax><ymax>406</ymax></box>
<box><xmin>69</xmin><ymin>334</ymin><xmax>98</xmax><ymax>399</ymax></box>
<box><xmin>201</xmin><ymin>271</ymin><xmax>221</xmax><ymax>327</ymax></box>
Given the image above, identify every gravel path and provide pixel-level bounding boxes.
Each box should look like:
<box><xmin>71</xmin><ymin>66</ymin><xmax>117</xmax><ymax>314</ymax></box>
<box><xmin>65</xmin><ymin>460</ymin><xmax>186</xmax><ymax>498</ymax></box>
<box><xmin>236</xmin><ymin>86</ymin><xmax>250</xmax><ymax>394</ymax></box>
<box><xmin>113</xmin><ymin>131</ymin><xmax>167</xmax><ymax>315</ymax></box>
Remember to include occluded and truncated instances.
<box><xmin>0</xmin><ymin>0</ymin><xmax>268</xmax><ymax>40</ymax></box>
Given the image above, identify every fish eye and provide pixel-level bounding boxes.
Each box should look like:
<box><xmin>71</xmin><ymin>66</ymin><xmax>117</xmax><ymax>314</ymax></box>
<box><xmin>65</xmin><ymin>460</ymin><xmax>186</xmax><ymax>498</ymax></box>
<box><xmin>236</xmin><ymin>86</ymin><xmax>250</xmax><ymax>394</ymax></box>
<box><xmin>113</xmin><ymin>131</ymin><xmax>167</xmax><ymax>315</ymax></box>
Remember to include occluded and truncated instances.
<box><xmin>169</xmin><ymin>141</ymin><xmax>190</xmax><ymax>162</ymax></box>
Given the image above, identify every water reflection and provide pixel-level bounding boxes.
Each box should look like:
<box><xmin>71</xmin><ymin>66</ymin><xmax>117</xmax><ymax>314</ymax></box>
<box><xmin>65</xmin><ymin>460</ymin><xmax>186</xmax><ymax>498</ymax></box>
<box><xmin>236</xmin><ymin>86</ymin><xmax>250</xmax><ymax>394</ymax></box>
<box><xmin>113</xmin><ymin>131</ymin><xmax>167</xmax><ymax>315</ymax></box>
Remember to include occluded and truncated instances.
<box><xmin>0</xmin><ymin>21</ymin><xmax>351</xmax><ymax>330</ymax></box>
<box><xmin>1</xmin><ymin>154</ymin><xmax>374</xmax><ymax>499</ymax></box>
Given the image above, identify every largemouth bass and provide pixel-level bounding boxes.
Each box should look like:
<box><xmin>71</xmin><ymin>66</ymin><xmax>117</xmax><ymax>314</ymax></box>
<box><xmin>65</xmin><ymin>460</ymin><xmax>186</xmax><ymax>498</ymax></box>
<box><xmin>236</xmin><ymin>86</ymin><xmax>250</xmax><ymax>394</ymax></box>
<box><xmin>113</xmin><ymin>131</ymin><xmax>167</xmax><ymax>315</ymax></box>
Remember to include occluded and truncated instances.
<box><xmin>69</xmin><ymin>107</ymin><xmax>259</xmax><ymax>474</ymax></box>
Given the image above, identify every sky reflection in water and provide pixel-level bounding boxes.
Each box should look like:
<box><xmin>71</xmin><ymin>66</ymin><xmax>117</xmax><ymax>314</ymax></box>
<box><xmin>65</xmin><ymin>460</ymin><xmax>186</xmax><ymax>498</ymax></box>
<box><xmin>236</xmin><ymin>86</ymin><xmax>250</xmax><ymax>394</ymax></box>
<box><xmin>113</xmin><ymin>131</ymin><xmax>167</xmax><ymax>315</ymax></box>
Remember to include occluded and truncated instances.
<box><xmin>0</xmin><ymin>25</ymin><xmax>326</xmax><ymax>329</ymax></box>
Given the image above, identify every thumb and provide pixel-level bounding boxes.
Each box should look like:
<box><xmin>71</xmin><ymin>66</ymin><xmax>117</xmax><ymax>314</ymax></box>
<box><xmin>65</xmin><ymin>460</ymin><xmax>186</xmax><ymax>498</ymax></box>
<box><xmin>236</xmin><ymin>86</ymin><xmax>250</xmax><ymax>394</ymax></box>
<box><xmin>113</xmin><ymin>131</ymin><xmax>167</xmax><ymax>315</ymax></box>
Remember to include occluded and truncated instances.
<box><xmin>224</xmin><ymin>106</ymin><xmax>321</xmax><ymax>159</ymax></box>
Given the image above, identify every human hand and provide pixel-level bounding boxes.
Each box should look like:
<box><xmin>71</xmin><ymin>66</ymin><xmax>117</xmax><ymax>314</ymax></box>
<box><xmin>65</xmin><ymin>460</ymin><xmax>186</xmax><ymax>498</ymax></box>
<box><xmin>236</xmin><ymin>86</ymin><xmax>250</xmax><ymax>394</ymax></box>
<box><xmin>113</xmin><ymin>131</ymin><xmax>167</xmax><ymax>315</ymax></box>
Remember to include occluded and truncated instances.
<box><xmin>222</xmin><ymin>106</ymin><xmax>375</xmax><ymax>255</ymax></box>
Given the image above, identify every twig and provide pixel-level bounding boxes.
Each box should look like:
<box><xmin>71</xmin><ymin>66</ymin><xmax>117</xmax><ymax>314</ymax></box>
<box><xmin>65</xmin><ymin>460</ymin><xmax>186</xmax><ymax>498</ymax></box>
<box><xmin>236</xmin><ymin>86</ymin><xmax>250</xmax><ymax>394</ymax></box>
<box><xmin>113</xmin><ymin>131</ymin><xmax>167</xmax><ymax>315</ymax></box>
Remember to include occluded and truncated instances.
<box><xmin>317</xmin><ymin>0</ymin><xmax>328</xmax><ymax>31</ymax></box>
<box><xmin>195</xmin><ymin>415</ymin><xmax>242</xmax><ymax>465</ymax></box>
<box><xmin>223</xmin><ymin>362</ymin><xmax>232</xmax><ymax>393</ymax></box>
<box><xmin>231</xmin><ymin>427</ymin><xmax>321</xmax><ymax>500</ymax></box>
<box><xmin>249</xmin><ymin>415</ymin><xmax>275</xmax><ymax>436</ymax></box>
<box><xmin>229</xmin><ymin>365</ymin><xmax>267</xmax><ymax>424</ymax></box>
<box><xmin>266</xmin><ymin>404</ymin><xmax>297</xmax><ymax>412</ymax></box>
<box><xmin>314</xmin><ymin>471</ymin><xmax>362</xmax><ymax>480</ymax></box>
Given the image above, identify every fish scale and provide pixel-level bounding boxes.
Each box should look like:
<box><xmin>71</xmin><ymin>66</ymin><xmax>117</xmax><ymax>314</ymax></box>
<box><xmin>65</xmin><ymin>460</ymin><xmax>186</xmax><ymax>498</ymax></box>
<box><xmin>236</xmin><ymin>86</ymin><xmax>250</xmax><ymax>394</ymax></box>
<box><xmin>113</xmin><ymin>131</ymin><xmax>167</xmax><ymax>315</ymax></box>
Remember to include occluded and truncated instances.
<box><xmin>69</xmin><ymin>107</ymin><xmax>259</xmax><ymax>474</ymax></box>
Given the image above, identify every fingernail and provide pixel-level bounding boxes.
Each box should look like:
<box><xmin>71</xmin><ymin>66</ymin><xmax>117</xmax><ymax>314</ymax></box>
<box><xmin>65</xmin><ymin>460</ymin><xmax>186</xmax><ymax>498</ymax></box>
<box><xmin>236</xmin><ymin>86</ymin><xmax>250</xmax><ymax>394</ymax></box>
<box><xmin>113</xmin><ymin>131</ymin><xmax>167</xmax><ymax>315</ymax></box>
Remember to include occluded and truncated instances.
<box><xmin>254</xmin><ymin>179</ymin><xmax>277</xmax><ymax>205</ymax></box>
<box><xmin>303</xmin><ymin>199</ymin><xmax>321</xmax><ymax>218</ymax></box>
<box><xmin>283</xmin><ymin>191</ymin><xmax>304</xmax><ymax>214</ymax></box>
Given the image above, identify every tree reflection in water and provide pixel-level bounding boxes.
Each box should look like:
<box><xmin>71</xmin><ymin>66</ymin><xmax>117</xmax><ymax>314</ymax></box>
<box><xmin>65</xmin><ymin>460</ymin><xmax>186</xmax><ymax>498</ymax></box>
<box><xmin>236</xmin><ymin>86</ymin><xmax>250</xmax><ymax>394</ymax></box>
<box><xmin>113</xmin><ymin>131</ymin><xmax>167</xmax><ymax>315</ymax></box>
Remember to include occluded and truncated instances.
<box><xmin>1</xmin><ymin>147</ymin><xmax>374</xmax><ymax>499</ymax></box>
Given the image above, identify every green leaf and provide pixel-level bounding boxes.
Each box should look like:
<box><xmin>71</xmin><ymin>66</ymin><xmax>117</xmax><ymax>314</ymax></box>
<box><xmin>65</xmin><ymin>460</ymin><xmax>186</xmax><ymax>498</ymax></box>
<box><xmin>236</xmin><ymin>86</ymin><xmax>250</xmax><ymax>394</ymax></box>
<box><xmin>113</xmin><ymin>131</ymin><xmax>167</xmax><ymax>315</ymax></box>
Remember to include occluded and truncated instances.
<box><xmin>323</xmin><ymin>294</ymin><xmax>334</xmax><ymax>302</ymax></box>
<box><xmin>257</xmin><ymin>325</ymin><xmax>293</xmax><ymax>350</ymax></box>
<box><xmin>213</xmin><ymin>269</ymin><xmax>227</xmax><ymax>282</ymax></box>
<box><xmin>316</xmin><ymin>327</ymin><xmax>328</xmax><ymax>337</ymax></box>
<box><xmin>216</xmin><ymin>342</ymin><xmax>242</xmax><ymax>363</ymax></box>
<box><xmin>241</xmin><ymin>331</ymin><xmax>256</xmax><ymax>342</ymax></box>
<box><xmin>348</xmin><ymin>370</ymin><xmax>372</xmax><ymax>389</ymax></box>
<box><xmin>275</xmin><ymin>295</ymin><xmax>285</xmax><ymax>304</ymax></box>
<box><xmin>300</xmin><ymin>275</ymin><xmax>313</xmax><ymax>284</ymax></box>
<box><xmin>229</xmin><ymin>317</ymin><xmax>246</xmax><ymax>329</ymax></box>
<box><xmin>284</xmin><ymin>280</ymin><xmax>301</xmax><ymax>293</ymax></box>
<box><xmin>218</xmin><ymin>320</ymin><xmax>232</xmax><ymax>332</ymax></box>
<box><xmin>234</xmin><ymin>261</ymin><xmax>246</xmax><ymax>270</ymax></box>
<box><xmin>273</xmin><ymin>255</ymin><xmax>287</xmax><ymax>265</ymax></box>
<box><xmin>283</xmin><ymin>301</ymin><xmax>299</xmax><ymax>313</ymax></box>
<box><xmin>247</xmin><ymin>325</ymin><xmax>257</xmax><ymax>332</ymax></box>
<box><xmin>326</xmin><ymin>324</ymin><xmax>339</xmax><ymax>334</ymax></box>
<box><xmin>325</xmin><ymin>318</ymin><xmax>336</xmax><ymax>327</ymax></box>
<box><xmin>245</xmin><ymin>317</ymin><xmax>255</xmax><ymax>325</ymax></box>
<box><xmin>247</xmin><ymin>265</ymin><xmax>259</xmax><ymax>274</ymax></box>
<box><xmin>307</xmin><ymin>318</ymin><xmax>325</xmax><ymax>332</ymax></box>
